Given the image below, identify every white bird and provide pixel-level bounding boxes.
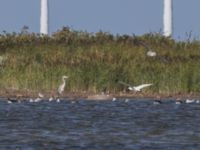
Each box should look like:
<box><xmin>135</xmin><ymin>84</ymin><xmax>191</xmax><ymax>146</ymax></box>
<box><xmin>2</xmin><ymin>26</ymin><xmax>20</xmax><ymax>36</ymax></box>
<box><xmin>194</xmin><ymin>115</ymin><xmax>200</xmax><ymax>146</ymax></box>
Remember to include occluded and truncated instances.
<box><xmin>56</xmin><ymin>98</ymin><xmax>60</xmax><ymax>103</ymax></box>
<box><xmin>153</xmin><ymin>100</ymin><xmax>161</xmax><ymax>105</ymax></box>
<box><xmin>38</xmin><ymin>92</ymin><xmax>44</xmax><ymax>98</ymax></box>
<box><xmin>34</xmin><ymin>97</ymin><xmax>41</xmax><ymax>102</ymax></box>
<box><xmin>58</xmin><ymin>75</ymin><xmax>69</xmax><ymax>95</ymax></box>
<box><xmin>49</xmin><ymin>97</ymin><xmax>54</xmax><ymax>102</ymax></box>
<box><xmin>175</xmin><ymin>101</ymin><xmax>181</xmax><ymax>105</ymax></box>
<box><xmin>71</xmin><ymin>101</ymin><xmax>76</xmax><ymax>104</ymax></box>
<box><xmin>7</xmin><ymin>98</ymin><xmax>20</xmax><ymax>104</ymax></box>
<box><xmin>138</xmin><ymin>41</ymin><xmax>157</xmax><ymax>57</ymax></box>
<box><xmin>185</xmin><ymin>99</ymin><xmax>195</xmax><ymax>104</ymax></box>
<box><xmin>118</xmin><ymin>81</ymin><xmax>153</xmax><ymax>92</ymax></box>
<box><xmin>147</xmin><ymin>50</ymin><xmax>157</xmax><ymax>57</ymax></box>
<box><xmin>112</xmin><ymin>97</ymin><xmax>116</xmax><ymax>101</ymax></box>
<box><xmin>7</xmin><ymin>100</ymin><xmax>12</xmax><ymax>104</ymax></box>
<box><xmin>125</xmin><ymin>99</ymin><xmax>129</xmax><ymax>103</ymax></box>
<box><xmin>29</xmin><ymin>98</ymin><xmax>34</xmax><ymax>103</ymax></box>
<box><xmin>32</xmin><ymin>93</ymin><xmax>44</xmax><ymax>102</ymax></box>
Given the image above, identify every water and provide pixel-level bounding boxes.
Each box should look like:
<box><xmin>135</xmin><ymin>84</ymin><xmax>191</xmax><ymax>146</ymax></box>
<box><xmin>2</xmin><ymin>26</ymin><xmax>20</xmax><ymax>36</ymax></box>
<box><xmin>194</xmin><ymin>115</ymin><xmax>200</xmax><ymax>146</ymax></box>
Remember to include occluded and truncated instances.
<box><xmin>0</xmin><ymin>98</ymin><xmax>200</xmax><ymax>149</ymax></box>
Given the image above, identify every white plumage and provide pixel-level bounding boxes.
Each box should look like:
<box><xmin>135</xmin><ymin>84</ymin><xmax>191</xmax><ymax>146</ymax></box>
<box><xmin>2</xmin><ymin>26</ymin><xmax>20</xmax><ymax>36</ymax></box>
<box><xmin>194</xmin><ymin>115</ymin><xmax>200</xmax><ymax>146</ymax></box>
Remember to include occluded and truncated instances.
<box><xmin>58</xmin><ymin>75</ymin><xmax>68</xmax><ymax>95</ymax></box>
<box><xmin>38</xmin><ymin>92</ymin><xmax>44</xmax><ymax>98</ymax></box>
<box><xmin>147</xmin><ymin>51</ymin><xmax>157</xmax><ymax>57</ymax></box>
<box><xmin>185</xmin><ymin>99</ymin><xmax>195</xmax><ymax>104</ymax></box>
<box><xmin>119</xmin><ymin>81</ymin><xmax>153</xmax><ymax>92</ymax></box>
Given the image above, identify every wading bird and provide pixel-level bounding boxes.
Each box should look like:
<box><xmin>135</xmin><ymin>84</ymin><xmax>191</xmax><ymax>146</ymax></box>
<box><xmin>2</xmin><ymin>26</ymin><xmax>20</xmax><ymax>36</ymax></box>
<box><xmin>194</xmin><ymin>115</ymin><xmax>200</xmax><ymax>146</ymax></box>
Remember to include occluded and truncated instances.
<box><xmin>34</xmin><ymin>93</ymin><xmax>44</xmax><ymax>102</ymax></box>
<box><xmin>38</xmin><ymin>92</ymin><xmax>44</xmax><ymax>98</ymax></box>
<box><xmin>58</xmin><ymin>75</ymin><xmax>69</xmax><ymax>95</ymax></box>
<box><xmin>118</xmin><ymin>81</ymin><xmax>153</xmax><ymax>92</ymax></box>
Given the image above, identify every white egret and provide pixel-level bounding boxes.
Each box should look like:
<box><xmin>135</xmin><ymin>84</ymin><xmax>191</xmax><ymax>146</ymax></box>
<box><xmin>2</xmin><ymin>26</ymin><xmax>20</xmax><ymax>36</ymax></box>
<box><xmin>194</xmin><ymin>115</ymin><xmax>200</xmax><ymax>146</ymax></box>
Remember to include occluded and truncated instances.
<box><xmin>29</xmin><ymin>98</ymin><xmax>34</xmax><ymax>103</ymax></box>
<box><xmin>112</xmin><ymin>97</ymin><xmax>117</xmax><ymax>101</ymax></box>
<box><xmin>34</xmin><ymin>97</ymin><xmax>42</xmax><ymax>102</ymax></box>
<box><xmin>58</xmin><ymin>75</ymin><xmax>69</xmax><ymax>95</ymax></box>
<box><xmin>49</xmin><ymin>97</ymin><xmax>54</xmax><ymax>102</ymax></box>
<box><xmin>118</xmin><ymin>81</ymin><xmax>153</xmax><ymax>92</ymax></box>
<box><xmin>33</xmin><ymin>93</ymin><xmax>44</xmax><ymax>102</ymax></box>
<box><xmin>7</xmin><ymin>100</ymin><xmax>12</xmax><ymax>104</ymax></box>
<box><xmin>56</xmin><ymin>98</ymin><xmax>60</xmax><ymax>103</ymax></box>
<box><xmin>185</xmin><ymin>99</ymin><xmax>195</xmax><ymax>104</ymax></box>
<box><xmin>38</xmin><ymin>92</ymin><xmax>44</xmax><ymax>98</ymax></box>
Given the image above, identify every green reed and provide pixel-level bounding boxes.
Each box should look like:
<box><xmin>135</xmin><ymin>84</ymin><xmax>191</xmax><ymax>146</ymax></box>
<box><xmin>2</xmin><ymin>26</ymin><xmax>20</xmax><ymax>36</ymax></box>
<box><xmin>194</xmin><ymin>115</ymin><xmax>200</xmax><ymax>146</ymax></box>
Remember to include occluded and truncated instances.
<box><xmin>0</xmin><ymin>27</ymin><xmax>199</xmax><ymax>94</ymax></box>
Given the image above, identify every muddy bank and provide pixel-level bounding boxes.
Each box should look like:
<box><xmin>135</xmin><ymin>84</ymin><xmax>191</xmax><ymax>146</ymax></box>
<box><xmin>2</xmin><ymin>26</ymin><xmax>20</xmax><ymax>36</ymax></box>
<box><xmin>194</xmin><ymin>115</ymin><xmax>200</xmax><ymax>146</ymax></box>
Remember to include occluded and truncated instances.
<box><xmin>0</xmin><ymin>89</ymin><xmax>200</xmax><ymax>101</ymax></box>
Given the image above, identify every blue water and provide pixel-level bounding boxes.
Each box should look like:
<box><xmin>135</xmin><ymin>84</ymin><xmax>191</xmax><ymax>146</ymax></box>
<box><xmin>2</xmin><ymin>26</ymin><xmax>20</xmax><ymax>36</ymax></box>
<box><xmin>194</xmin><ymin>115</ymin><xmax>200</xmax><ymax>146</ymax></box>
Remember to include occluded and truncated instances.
<box><xmin>0</xmin><ymin>98</ymin><xmax>200</xmax><ymax>150</ymax></box>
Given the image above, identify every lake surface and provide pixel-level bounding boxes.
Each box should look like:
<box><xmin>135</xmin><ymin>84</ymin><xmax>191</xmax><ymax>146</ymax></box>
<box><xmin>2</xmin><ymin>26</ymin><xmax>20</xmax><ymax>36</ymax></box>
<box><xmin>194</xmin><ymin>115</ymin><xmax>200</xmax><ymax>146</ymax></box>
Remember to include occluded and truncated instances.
<box><xmin>0</xmin><ymin>98</ymin><xmax>200</xmax><ymax>150</ymax></box>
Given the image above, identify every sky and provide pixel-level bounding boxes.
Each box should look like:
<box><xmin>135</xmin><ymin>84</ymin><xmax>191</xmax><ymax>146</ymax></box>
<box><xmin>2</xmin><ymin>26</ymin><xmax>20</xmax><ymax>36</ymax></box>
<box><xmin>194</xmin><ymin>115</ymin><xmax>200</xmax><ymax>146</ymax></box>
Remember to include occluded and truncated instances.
<box><xmin>0</xmin><ymin>0</ymin><xmax>199</xmax><ymax>40</ymax></box>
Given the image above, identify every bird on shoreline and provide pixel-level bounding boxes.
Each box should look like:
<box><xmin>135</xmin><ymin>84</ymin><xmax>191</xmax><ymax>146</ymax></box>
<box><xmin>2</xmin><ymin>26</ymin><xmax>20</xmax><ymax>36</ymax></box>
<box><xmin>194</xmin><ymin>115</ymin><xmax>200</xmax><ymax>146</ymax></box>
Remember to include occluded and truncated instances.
<box><xmin>58</xmin><ymin>75</ymin><xmax>69</xmax><ymax>96</ymax></box>
<box><xmin>38</xmin><ymin>92</ymin><xmax>44</xmax><ymax>98</ymax></box>
<box><xmin>153</xmin><ymin>100</ymin><xmax>162</xmax><ymax>105</ymax></box>
<box><xmin>34</xmin><ymin>93</ymin><xmax>44</xmax><ymax>102</ymax></box>
<box><xmin>7</xmin><ymin>98</ymin><xmax>20</xmax><ymax>104</ymax></box>
<box><xmin>175</xmin><ymin>101</ymin><xmax>184</xmax><ymax>105</ymax></box>
<box><xmin>49</xmin><ymin>96</ymin><xmax>54</xmax><ymax>102</ymax></box>
<box><xmin>118</xmin><ymin>81</ymin><xmax>153</xmax><ymax>92</ymax></box>
<box><xmin>185</xmin><ymin>99</ymin><xmax>195</xmax><ymax>104</ymax></box>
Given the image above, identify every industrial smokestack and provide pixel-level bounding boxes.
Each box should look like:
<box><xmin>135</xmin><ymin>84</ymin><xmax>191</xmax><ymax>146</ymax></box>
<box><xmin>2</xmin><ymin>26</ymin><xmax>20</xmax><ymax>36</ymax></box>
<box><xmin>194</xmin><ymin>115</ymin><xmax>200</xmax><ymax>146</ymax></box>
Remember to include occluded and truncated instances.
<box><xmin>163</xmin><ymin>0</ymin><xmax>173</xmax><ymax>37</ymax></box>
<box><xmin>40</xmin><ymin>0</ymin><xmax>48</xmax><ymax>35</ymax></box>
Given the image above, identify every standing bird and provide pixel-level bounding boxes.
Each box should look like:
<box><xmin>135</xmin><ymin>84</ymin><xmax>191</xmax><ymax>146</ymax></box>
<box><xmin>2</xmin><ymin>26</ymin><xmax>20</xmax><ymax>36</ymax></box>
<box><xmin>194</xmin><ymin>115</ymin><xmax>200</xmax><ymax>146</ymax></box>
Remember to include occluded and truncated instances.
<box><xmin>58</xmin><ymin>75</ymin><xmax>69</xmax><ymax>95</ymax></box>
<box><xmin>118</xmin><ymin>81</ymin><xmax>153</xmax><ymax>92</ymax></box>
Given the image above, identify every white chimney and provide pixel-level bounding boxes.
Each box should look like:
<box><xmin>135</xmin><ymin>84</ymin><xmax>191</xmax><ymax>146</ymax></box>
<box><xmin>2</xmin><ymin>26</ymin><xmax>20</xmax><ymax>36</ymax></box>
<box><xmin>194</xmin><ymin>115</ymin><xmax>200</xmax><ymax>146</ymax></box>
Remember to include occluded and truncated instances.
<box><xmin>40</xmin><ymin>0</ymin><xmax>48</xmax><ymax>35</ymax></box>
<box><xmin>163</xmin><ymin>0</ymin><xmax>173</xmax><ymax>37</ymax></box>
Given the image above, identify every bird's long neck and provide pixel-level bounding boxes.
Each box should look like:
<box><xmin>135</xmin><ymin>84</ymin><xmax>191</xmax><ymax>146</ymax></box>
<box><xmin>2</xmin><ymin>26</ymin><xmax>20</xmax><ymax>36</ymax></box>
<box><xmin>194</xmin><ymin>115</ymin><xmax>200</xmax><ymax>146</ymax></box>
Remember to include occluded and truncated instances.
<box><xmin>62</xmin><ymin>78</ymin><xmax>66</xmax><ymax>85</ymax></box>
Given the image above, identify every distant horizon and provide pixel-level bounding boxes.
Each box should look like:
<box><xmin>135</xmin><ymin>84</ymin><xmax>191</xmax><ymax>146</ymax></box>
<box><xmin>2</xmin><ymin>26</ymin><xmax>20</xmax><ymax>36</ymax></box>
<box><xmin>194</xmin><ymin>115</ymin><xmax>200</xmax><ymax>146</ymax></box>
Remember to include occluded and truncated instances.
<box><xmin>1</xmin><ymin>25</ymin><xmax>197</xmax><ymax>42</ymax></box>
<box><xmin>0</xmin><ymin>0</ymin><xmax>200</xmax><ymax>41</ymax></box>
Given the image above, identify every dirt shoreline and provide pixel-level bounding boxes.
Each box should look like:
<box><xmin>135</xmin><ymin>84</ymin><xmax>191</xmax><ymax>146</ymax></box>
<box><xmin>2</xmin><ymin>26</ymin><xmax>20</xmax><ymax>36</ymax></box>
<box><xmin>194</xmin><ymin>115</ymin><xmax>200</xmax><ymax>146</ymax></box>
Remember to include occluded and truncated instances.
<box><xmin>0</xmin><ymin>89</ymin><xmax>200</xmax><ymax>100</ymax></box>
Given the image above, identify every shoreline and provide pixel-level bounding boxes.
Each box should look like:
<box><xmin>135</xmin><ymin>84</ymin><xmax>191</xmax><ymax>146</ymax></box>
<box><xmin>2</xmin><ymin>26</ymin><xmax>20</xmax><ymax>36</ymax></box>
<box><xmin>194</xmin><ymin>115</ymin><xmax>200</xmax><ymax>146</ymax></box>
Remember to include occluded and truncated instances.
<box><xmin>1</xmin><ymin>89</ymin><xmax>200</xmax><ymax>101</ymax></box>
<box><xmin>0</xmin><ymin>30</ymin><xmax>199</xmax><ymax>101</ymax></box>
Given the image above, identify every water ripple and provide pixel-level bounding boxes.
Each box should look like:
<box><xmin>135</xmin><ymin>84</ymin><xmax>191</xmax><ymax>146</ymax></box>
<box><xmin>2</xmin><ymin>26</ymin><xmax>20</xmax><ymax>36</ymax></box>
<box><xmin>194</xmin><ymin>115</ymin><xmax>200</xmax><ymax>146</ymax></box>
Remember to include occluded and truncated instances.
<box><xmin>0</xmin><ymin>99</ymin><xmax>199</xmax><ymax>149</ymax></box>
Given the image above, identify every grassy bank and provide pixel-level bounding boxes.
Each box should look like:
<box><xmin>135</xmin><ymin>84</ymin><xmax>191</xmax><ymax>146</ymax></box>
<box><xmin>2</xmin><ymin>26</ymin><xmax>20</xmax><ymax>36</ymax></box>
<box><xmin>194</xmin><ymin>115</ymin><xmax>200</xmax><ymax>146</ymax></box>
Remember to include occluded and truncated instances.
<box><xmin>0</xmin><ymin>27</ymin><xmax>200</xmax><ymax>96</ymax></box>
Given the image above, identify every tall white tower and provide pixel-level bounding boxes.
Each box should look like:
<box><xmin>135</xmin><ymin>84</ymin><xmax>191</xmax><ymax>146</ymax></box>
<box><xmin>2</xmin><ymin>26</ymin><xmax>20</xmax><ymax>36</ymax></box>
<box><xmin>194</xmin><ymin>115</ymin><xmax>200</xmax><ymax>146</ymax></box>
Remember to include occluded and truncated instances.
<box><xmin>163</xmin><ymin>0</ymin><xmax>173</xmax><ymax>37</ymax></box>
<box><xmin>40</xmin><ymin>0</ymin><xmax>48</xmax><ymax>35</ymax></box>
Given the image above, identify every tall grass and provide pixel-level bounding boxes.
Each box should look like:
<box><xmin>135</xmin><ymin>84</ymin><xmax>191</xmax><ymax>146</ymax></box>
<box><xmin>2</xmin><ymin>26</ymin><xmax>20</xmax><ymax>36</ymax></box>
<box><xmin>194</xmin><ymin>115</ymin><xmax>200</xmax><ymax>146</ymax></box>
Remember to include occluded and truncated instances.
<box><xmin>0</xmin><ymin>27</ymin><xmax>199</xmax><ymax>95</ymax></box>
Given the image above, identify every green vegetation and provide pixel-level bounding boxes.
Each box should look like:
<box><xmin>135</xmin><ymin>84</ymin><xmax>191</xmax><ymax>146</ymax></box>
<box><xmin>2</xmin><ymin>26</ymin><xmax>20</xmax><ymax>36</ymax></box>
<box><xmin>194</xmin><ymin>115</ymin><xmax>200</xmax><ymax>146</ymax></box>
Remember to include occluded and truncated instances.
<box><xmin>0</xmin><ymin>27</ymin><xmax>199</xmax><ymax>95</ymax></box>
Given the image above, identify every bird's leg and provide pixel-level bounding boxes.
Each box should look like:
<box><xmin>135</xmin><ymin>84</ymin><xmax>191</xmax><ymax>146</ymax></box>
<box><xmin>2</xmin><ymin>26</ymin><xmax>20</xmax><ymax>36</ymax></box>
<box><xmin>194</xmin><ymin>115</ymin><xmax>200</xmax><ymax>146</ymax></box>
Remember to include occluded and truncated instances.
<box><xmin>138</xmin><ymin>91</ymin><xmax>143</xmax><ymax>97</ymax></box>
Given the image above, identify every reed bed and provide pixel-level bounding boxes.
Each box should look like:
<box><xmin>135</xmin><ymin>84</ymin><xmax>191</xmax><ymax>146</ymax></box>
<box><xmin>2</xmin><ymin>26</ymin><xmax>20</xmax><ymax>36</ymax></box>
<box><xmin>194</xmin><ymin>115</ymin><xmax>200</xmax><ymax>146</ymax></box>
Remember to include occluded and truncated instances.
<box><xmin>0</xmin><ymin>27</ymin><xmax>199</xmax><ymax>95</ymax></box>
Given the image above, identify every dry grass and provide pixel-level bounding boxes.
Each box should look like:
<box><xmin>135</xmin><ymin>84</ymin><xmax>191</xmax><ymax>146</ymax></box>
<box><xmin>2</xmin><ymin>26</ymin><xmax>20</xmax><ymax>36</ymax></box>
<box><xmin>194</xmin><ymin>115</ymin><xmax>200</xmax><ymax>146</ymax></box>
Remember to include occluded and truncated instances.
<box><xmin>0</xmin><ymin>27</ymin><xmax>199</xmax><ymax>95</ymax></box>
